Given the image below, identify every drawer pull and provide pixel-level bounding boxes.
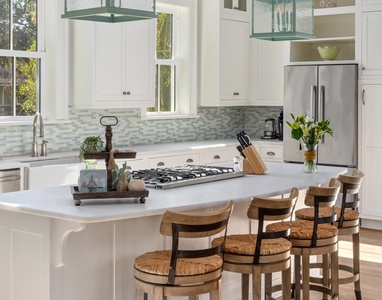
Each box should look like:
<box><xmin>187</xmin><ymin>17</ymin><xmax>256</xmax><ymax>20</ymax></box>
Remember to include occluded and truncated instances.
<box><xmin>213</xmin><ymin>155</ymin><xmax>221</xmax><ymax>160</ymax></box>
<box><xmin>157</xmin><ymin>162</ymin><xmax>165</xmax><ymax>167</ymax></box>
<box><xmin>267</xmin><ymin>151</ymin><xmax>275</xmax><ymax>156</ymax></box>
<box><xmin>233</xmin><ymin>92</ymin><xmax>240</xmax><ymax>96</ymax></box>
<box><xmin>186</xmin><ymin>158</ymin><xmax>194</xmax><ymax>163</ymax></box>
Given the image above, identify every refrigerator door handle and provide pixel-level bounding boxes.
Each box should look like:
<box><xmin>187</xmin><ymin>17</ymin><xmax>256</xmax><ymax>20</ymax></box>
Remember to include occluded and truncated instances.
<box><xmin>319</xmin><ymin>85</ymin><xmax>325</xmax><ymax>144</ymax></box>
<box><xmin>310</xmin><ymin>85</ymin><xmax>317</xmax><ymax>118</ymax></box>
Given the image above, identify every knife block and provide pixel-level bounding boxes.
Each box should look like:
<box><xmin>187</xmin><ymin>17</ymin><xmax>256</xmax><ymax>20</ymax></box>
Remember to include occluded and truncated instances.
<box><xmin>242</xmin><ymin>145</ymin><xmax>267</xmax><ymax>175</ymax></box>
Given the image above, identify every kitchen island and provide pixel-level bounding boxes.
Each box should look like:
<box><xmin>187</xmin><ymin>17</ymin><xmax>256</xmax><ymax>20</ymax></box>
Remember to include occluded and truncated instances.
<box><xmin>0</xmin><ymin>163</ymin><xmax>346</xmax><ymax>300</ymax></box>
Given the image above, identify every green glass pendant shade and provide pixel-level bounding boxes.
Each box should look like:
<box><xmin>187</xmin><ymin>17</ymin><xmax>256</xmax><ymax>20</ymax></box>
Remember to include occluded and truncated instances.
<box><xmin>251</xmin><ymin>0</ymin><xmax>314</xmax><ymax>41</ymax></box>
<box><xmin>62</xmin><ymin>0</ymin><xmax>158</xmax><ymax>23</ymax></box>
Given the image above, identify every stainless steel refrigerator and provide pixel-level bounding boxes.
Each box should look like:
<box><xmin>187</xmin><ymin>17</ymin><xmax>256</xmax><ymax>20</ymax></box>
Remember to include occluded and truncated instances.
<box><xmin>283</xmin><ymin>64</ymin><xmax>358</xmax><ymax>167</ymax></box>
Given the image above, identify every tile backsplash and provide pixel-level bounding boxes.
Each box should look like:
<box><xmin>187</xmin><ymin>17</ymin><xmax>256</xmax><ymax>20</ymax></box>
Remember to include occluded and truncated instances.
<box><xmin>0</xmin><ymin>106</ymin><xmax>282</xmax><ymax>157</ymax></box>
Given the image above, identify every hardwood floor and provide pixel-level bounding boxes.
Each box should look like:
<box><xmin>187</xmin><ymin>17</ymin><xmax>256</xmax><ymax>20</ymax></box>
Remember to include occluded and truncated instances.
<box><xmin>310</xmin><ymin>227</ymin><xmax>382</xmax><ymax>300</ymax></box>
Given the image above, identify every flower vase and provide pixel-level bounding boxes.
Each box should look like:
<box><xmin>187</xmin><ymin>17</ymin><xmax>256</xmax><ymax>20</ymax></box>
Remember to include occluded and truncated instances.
<box><xmin>302</xmin><ymin>144</ymin><xmax>318</xmax><ymax>173</ymax></box>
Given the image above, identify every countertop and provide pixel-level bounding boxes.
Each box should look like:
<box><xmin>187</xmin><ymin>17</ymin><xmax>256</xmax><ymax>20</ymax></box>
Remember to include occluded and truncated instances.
<box><xmin>0</xmin><ymin>162</ymin><xmax>346</xmax><ymax>223</ymax></box>
<box><xmin>0</xmin><ymin>138</ymin><xmax>283</xmax><ymax>169</ymax></box>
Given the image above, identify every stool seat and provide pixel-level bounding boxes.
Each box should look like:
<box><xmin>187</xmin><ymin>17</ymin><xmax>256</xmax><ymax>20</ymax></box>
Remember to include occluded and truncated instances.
<box><xmin>213</xmin><ymin>234</ymin><xmax>291</xmax><ymax>255</ymax></box>
<box><xmin>296</xmin><ymin>207</ymin><xmax>360</xmax><ymax>228</ymax></box>
<box><xmin>135</xmin><ymin>250</ymin><xmax>222</xmax><ymax>277</ymax></box>
<box><xmin>267</xmin><ymin>220</ymin><xmax>338</xmax><ymax>246</ymax></box>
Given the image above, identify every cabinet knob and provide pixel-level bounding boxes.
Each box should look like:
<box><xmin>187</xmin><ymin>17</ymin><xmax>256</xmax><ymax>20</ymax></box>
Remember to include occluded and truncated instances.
<box><xmin>233</xmin><ymin>7</ymin><xmax>238</xmax><ymax>9</ymax></box>
<box><xmin>157</xmin><ymin>162</ymin><xmax>165</xmax><ymax>167</ymax></box>
<box><xmin>122</xmin><ymin>91</ymin><xmax>131</xmax><ymax>95</ymax></box>
<box><xmin>233</xmin><ymin>92</ymin><xmax>240</xmax><ymax>96</ymax></box>
<box><xmin>213</xmin><ymin>155</ymin><xmax>221</xmax><ymax>159</ymax></box>
<box><xmin>362</xmin><ymin>67</ymin><xmax>366</xmax><ymax>70</ymax></box>
<box><xmin>186</xmin><ymin>158</ymin><xmax>194</xmax><ymax>163</ymax></box>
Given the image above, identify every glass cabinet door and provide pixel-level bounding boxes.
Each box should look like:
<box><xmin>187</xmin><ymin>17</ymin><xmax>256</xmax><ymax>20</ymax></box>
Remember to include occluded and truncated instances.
<box><xmin>223</xmin><ymin>0</ymin><xmax>247</xmax><ymax>12</ymax></box>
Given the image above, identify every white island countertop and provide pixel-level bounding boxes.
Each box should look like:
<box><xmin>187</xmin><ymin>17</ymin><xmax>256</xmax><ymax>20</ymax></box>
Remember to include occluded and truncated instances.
<box><xmin>0</xmin><ymin>162</ymin><xmax>346</xmax><ymax>223</ymax></box>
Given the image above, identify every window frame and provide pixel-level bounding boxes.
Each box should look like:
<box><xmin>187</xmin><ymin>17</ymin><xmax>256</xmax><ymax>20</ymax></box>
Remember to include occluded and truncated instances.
<box><xmin>0</xmin><ymin>0</ymin><xmax>69</xmax><ymax>125</ymax></box>
<box><xmin>141</xmin><ymin>0</ymin><xmax>197</xmax><ymax>120</ymax></box>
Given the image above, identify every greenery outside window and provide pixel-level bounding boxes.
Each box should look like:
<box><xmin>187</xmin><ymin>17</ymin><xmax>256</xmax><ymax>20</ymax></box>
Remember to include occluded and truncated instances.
<box><xmin>142</xmin><ymin>1</ymin><xmax>197</xmax><ymax>119</ymax></box>
<box><xmin>0</xmin><ymin>0</ymin><xmax>45</xmax><ymax>118</ymax></box>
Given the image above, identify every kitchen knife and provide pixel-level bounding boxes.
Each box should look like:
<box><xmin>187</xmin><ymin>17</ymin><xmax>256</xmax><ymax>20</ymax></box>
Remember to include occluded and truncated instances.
<box><xmin>236</xmin><ymin>145</ymin><xmax>246</xmax><ymax>158</ymax></box>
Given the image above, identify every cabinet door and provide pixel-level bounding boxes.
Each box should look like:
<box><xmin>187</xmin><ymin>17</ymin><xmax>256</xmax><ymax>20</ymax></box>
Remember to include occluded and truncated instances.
<box><xmin>95</xmin><ymin>23</ymin><xmax>125</xmax><ymax>102</ymax></box>
<box><xmin>220</xmin><ymin>19</ymin><xmax>249</xmax><ymax>103</ymax></box>
<box><xmin>251</xmin><ymin>39</ymin><xmax>284</xmax><ymax>106</ymax></box>
<box><xmin>360</xmin><ymin>84</ymin><xmax>382</xmax><ymax>220</ymax></box>
<box><xmin>94</xmin><ymin>21</ymin><xmax>155</xmax><ymax>107</ymax></box>
<box><xmin>221</xmin><ymin>0</ymin><xmax>250</xmax><ymax>21</ymax></box>
<box><xmin>361</xmin><ymin>11</ymin><xmax>382</xmax><ymax>77</ymax></box>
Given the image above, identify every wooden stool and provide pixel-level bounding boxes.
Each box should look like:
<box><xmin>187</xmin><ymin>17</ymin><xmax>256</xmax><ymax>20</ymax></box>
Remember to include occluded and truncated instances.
<box><xmin>212</xmin><ymin>188</ymin><xmax>299</xmax><ymax>300</ymax></box>
<box><xmin>267</xmin><ymin>178</ymin><xmax>341</xmax><ymax>300</ymax></box>
<box><xmin>133</xmin><ymin>201</ymin><xmax>234</xmax><ymax>300</ymax></box>
<box><xmin>295</xmin><ymin>169</ymin><xmax>364</xmax><ymax>300</ymax></box>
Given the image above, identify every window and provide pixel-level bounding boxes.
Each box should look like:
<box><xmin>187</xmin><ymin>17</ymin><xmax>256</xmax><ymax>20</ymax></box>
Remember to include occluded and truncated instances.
<box><xmin>142</xmin><ymin>0</ymin><xmax>197</xmax><ymax>119</ymax></box>
<box><xmin>0</xmin><ymin>0</ymin><xmax>44</xmax><ymax>118</ymax></box>
<box><xmin>147</xmin><ymin>11</ymin><xmax>177</xmax><ymax>113</ymax></box>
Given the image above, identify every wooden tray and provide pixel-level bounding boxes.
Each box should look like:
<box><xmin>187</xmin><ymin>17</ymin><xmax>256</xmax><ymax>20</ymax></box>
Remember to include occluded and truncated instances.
<box><xmin>71</xmin><ymin>186</ymin><xmax>149</xmax><ymax>206</ymax></box>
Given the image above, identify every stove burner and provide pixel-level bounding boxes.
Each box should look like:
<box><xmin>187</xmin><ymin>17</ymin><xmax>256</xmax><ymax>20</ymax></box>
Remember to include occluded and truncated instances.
<box><xmin>131</xmin><ymin>165</ymin><xmax>246</xmax><ymax>189</ymax></box>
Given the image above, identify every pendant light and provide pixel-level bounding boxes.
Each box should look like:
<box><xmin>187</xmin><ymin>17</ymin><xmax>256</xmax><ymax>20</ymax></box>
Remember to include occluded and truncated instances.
<box><xmin>251</xmin><ymin>0</ymin><xmax>314</xmax><ymax>41</ymax></box>
<box><xmin>61</xmin><ymin>0</ymin><xmax>158</xmax><ymax>23</ymax></box>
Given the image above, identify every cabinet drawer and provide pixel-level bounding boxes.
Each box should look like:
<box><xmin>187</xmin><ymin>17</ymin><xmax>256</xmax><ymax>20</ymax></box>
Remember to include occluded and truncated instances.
<box><xmin>259</xmin><ymin>146</ymin><xmax>283</xmax><ymax>162</ymax></box>
<box><xmin>148</xmin><ymin>153</ymin><xmax>200</xmax><ymax>168</ymax></box>
<box><xmin>200</xmin><ymin>149</ymin><xmax>231</xmax><ymax>165</ymax></box>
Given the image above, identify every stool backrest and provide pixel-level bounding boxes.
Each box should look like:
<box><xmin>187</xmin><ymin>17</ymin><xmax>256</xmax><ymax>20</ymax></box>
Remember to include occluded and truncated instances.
<box><xmin>304</xmin><ymin>178</ymin><xmax>341</xmax><ymax>246</ymax></box>
<box><xmin>160</xmin><ymin>200</ymin><xmax>234</xmax><ymax>284</ymax></box>
<box><xmin>247</xmin><ymin>188</ymin><xmax>299</xmax><ymax>264</ymax></box>
<box><xmin>337</xmin><ymin>169</ymin><xmax>364</xmax><ymax>227</ymax></box>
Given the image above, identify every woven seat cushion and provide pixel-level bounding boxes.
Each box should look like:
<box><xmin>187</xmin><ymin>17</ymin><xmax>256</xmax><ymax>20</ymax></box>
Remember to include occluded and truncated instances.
<box><xmin>266</xmin><ymin>221</ymin><xmax>338</xmax><ymax>240</ymax></box>
<box><xmin>295</xmin><ymin>207</ymin><xmax>359</xmax><ymax>221</ymax></box>
<box><xmin>134</xmin><ymin>250</ymin><xmax>223</xmax><ymax>276</ymax></box>
<box><xmin>212</xmin><ymin>234</ymin><xmax>291</xmax><ymax>256</ymax></box>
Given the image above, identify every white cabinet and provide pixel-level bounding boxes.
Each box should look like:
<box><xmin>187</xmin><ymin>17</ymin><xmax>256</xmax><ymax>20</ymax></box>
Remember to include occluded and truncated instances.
<box><xmin>70</xmin><ymin>20</ymin><xmax>155</xmax><ymax>109</ymax></box>
<box><xmin>221</xmin><ymin>0</ymin><xmax>250</xmax><ymax>21</ymax></box>
<box><xmin>360</xmin><ymin>84</ymin><xmax>382</xmax><ymax>220</ymax></box>
<box><xmin>250</xmin><ymin>39</ymin><xmax>285</xmax><ymax>106</ymax></box>
<box><xmin>199</xmin><ymin>1</ymin><xmax>250</xmax><ymax>106</ymax></box>
<box><xmin>287</xmin><ymin>0</ymin><xmax>356</xmax><ymax>63</ymax></box>
<box><xmin>253</xmin><ymin>142</ymin><xmax>283</xmax><ymax>163</ymax></box>
<box><xmin>148</xmin><ymin>153</ymin><xmax>200</xmax><ymax>168</ymax></box>
<box><xmin>360</xmin><ymin>10</ymin><xmax>382</xmax><ymax>77</ymax></box>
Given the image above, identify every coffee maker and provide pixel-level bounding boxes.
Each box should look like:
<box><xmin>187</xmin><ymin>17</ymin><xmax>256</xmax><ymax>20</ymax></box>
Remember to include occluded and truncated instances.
<box><xmin>278</xmin><ymin>111</ymin><xmax>283</xmax><ymax>140</ymax></box>
<box><xmin>261</xmin><ymin>118</ymin><xmax>277</xmax><ymax>139</ymax></box>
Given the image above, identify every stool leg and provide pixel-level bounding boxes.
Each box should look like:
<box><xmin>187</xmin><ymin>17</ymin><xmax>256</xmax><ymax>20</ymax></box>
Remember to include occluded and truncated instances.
<box><xmin>135</xmin><ymin>289</ymin><xmax>146</xmax><ymax>300</ymax></box>
<box><xmin>210</xmin><ymin>278</ymin><xmax>222</xmax><ymax>300</ymax></box>
<box><xmin>353</xmin><ymin>232</ymin><xmax>362</xmax><ymax>300</ymax></box>
<box><xmin>265</xmin><ymin>273</ymin><xmax>272</xmax><ymax>300</ymax></box>
<box><xmin>282</xmin><ymin>266</ymin><xmax>291</xmax><ymax>300</ymax></box>
<box><xmin>252</xmin><ymin>267</ymin><xmax>262</xmax><ymax>300</ymax></box>
<box><xmin>330</xmin><ymin>250</ymin><xmax>339</xmax><ymax>300</ymax></box>
<box><xmin>302</xmin><ymin>250</ymin><xmax>310</xmax><ymax>300</ymax></box>
<box><xmin>242</xmin><ymin>273</ymin><xmax>250</xmax><ymax>300</ymax></box>
<box><xmin>322</xmin><ymin>254</ymin><xmax>329</xmax><ymax>300</ymax></box>
<box><xmin>294</xmin><ymin>255</ymin><xmax>301</xmax><ymax>300</ymax></box>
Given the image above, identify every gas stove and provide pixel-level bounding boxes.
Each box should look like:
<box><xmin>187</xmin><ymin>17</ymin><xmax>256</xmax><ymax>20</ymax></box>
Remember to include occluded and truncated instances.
<box><xmin>131</xmin><ymin>165</ymin><xmax>246</xmax><ymax>189</ymax></box>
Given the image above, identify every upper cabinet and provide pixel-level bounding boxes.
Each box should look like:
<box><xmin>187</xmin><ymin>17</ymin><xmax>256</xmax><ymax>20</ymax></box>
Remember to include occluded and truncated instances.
<box><xmin>360</xmin><ymin>10</ymin><xmax>382</xmax><ymax>77</ymax></box>
<box><xmin>250</xmin><ymin>39</ymin><xmax>285</xmax><ymax>106</ymax></box>
<box><xmin>69</xmin><ymin>20</ymin><xmax>155</xmax><ymax>109</ymax></box>
<box><xmin>221</xmin><ymin>0</ymin><xmax>250</xmax><ymax>21</ymax></box>
<box><xmin>286</xmin><ymin>0</ymin><xmax>356</xmax><ymax>64</ymax></box>
<box><xmin>199</xmin><ymin>1</ymin><xmax>251</xmax><ymax>106</ymax></box>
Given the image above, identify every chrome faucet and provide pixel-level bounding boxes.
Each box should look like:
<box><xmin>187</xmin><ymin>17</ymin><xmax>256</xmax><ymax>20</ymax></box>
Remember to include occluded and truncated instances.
<box><xmin>32</xmin><ymin>112</ymin><xmax>44</xmax><ymax>157</ymax></box>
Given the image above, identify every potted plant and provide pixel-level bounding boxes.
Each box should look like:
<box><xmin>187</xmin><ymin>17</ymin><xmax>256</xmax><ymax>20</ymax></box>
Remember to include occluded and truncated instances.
<box><xmin>78</xmin><ymin>136</ymin><xmax>104</xmax><ymax>161</ymax></box>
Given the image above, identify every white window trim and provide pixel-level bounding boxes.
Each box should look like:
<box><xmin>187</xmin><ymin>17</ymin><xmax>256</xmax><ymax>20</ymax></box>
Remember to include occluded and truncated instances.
<box><xmin>0</xmin><ymin>0</ymin><xmax>69</xmax><ymax>125</ymax></box>
<box><xmin>140</xmin><ymin>0</ymin><xmax>198</xmax><ymax>120</ymax></box>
